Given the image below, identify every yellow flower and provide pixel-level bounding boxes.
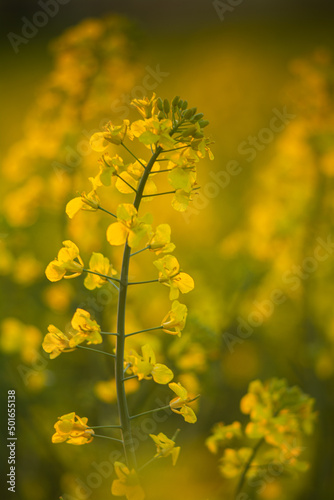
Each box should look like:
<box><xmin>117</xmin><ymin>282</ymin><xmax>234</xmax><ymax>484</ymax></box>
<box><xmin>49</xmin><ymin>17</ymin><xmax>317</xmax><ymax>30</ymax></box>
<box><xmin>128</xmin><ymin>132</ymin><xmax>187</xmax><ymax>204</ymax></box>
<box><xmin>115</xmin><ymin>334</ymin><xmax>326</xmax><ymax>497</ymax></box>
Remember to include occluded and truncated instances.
<box><xmin>65</xmin><ymin>177</ymin><xmax>100</xmax><ymax>219</ymax></box>
<box><xmin>115</xmin><ymin>160</ymin><xmax>159</xmax><ymax>197</ymax></box>
<box><xmin>42</xmin><ymin>309</ymin><xmax>102</xmax><ymax>358</ymax></box>
<box><xmin>84</xmin><ymin>252</ymin><xmax>117</xmax><ymax>290</ymax></box>
<box><xmin>206</xmin><ymin>422</ymin><xmax>243</xmax><ymax>454</ymax></box>
<box><xmin>168</xmin><ymin>382</ymin><xmax>197</xmax><ymax>423</ymax></box>
<box><xmin>106</xmin><ymin>204</ymin><xmax>152</xmax><ymax>249</ymax></box>
<box><xmin>42</xmin><ymin>325</ymin><xmax>75</xmax><ymax>359</ymax></box>
<box><xmin>153</xmin><ymin>255</ymin><xmax>194</xmax><ymax>300</ymax></box>
<box><xmin>125</xmin><ymin>344</ymin><xmax>174</xmax><ymax>384</ymax></box>
<box><xmin>131</xmin><ymin>117</ymin><xmax>175</xmax><ymax>149</ymax></box>
<box><xmin>147</xmin><ymin>224</ymin><xmax>175</xmax><ymax>255</ymax></box>
<box><xmin>149</xmin><ymin>432</ymin><xmax>180</xmax><ymax>466</ymax></box>
<box><xmin>45</xmin><ymin>240</ymin><xmax>84</xmax><ymax>282</ymax></box>
<box><xmin>95</xmin><ymin>153</ymin><xmax>125</xmax><ymax>187</ymax></box>
<box><xmin>131</xmin><ymin>93</ymin><xmax>158</xmax><ymax>119</ymax></box>
<box><xmin>52</xmin><ymin>412</ymin><xmax>94</xmax><ymax>445</ymax></box>
<box><xmin>161</xmin><ymin>300</ymin><xmax>187</xmax><ymax>336</ymax></box>
<box><xmin>90</xmin><ymin>120</ymin><xmax>132</xmax><ymax>150</ymax></box>
<box><xmin>69</xmin><ymin>308</ymin><xmax>102</xmax><ymax>347</ymax></box>
<box><xmin>171</xmin><ymin>188</ymin><xmax>194</xmax><ymax>212</ymax></box>
<box><xmin>111</xmin><ymin>462</ymin><xmax>145</xmax><ymax>500</ymax></box>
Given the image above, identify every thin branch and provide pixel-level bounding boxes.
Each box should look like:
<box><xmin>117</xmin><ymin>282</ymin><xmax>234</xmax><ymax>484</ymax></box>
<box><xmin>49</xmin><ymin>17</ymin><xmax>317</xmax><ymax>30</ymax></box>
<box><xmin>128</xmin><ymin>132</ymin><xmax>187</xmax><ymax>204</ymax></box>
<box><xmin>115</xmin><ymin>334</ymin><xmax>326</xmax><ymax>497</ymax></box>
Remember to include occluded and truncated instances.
<box><xmin>128</xmin><ymin>279</ymin><xmax>159</xmax><ymax>285</ymax></box>
<box><xmin>106</xmin><ymin>278</ymin><xmax>120</xmax><ymax>291</ymax></box>
<box><xmin>98</xmin><ymin>206</ymin><xmax>117</xmax><ymax>218</ymax></box>
<box><xmin>121</xmin><ymin>142</ymin><xmax>146</xmax><ymax>169</ymax></box>
<box><xmin>130</xmin><ymin>404</ymin><xmax>172</xmax><ymax>420</ymax></box>
<box><xmin>93</xmin><ymin>434</ymin><xmax>124</xmax><ymax>444</ymax></box>
<box><xmin>83</xmin><ymin>268</ymin><xmax>120</xmax><ymax>283</ymax></box>
<box><xmin>100</xmin><ymin>331</ymin><xmax>119</xmax><ymax>336</ymax></box>
<box><xmin>142</xmin><ymin>190</ymin><xmax>176</xmax><ymax>198</ymax></box>
<box><xmin>76</xmin><ymin>345</ymin><xmax>116</xmax><ymax>358</ymax></box>
<box><xmin>115</xmin><ymin>173</ymin><xmax>137</xmax><ymax>193</ymax></box>
<box><xmin>126</xmin><ymin>326</ymin><xmax>163</xmax><ymax>338</ymax></box>
<box><xmin>235</xmin><ymin>437</ymin><xmax>265</xmax><ymax>498</ymax></box>
<box><xmin>123</xmin><ymin>375</ymin><xmax>138</xmax><ymax>382</ymax></box>
<box><xmin>130</xmin><ymin>246</ymin><xmax>149</xmax><ymax>257</ymax></box>
<box><xmin>88</xmin><ymin>425</ymin><xmax>122</xmax><ymax>430</ymax></box>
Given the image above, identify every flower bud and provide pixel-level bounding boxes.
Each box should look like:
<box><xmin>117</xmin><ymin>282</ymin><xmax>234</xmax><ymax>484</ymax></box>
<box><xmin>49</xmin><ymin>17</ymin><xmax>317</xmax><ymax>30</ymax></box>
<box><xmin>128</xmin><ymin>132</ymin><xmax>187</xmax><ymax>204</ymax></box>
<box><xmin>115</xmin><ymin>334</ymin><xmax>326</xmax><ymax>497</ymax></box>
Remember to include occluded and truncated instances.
<box><xmin>163</xmin><ymin>99</ymin><xmax>170</xmax><ymax>114</ymax></box>
<box><xmin>191</xmin><ymin>113</ymin><xmax>204</xmax><ymax>122</ymax></box>
<box><xmin>172</xmin><ymin>96</ymin><xmax>180</xmax><ymax>107</ymax></box>
<box><xmin>184</xmin><ymin>107</ymin><xmax>197</xmax><ymax>120</ymax></box>
<box><xmin>157</xmin><ymin>97</ymin><xmax>164</xmax><ymax>111</ymax></box>
<box><xmin>198</xmin><ymin>119</ymin><xmax>210</xmax><ymax>128</ymax></box>
<box><xmin>181</xmin><ymin>100</ymin><xmax>188</xmax><ymax>110</ymax></box>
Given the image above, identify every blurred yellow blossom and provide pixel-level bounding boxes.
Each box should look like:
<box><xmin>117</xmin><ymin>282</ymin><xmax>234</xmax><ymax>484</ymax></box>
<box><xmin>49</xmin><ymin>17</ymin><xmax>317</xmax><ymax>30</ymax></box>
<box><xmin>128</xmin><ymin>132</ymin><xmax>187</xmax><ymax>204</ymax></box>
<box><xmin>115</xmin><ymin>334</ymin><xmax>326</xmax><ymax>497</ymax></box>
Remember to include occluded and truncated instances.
<box><xmin>154</xmin><ymin>255</ymin><xmax>194</xmax><ymax>300</ymax></box>
<box><xmin>52</xmin><ymin>412</ymin><xmax>94</xmax><ymax>445</ymax></box>
<box><xmin>149</xmin><ymin>432</ymin><xmax>180</xmax><ymax>465</ymax></box>
<box><xmin>161</xmin><ymin>300</ymin><xmax>187</xmax><ymax>336</ymax></box>
<box><xmin>45</xmin><ymin>240</ymin><xmax>84</xmax><ymax>282</ymax></box>
<box><xmin>84</xmin><ymin>252</ymin><xmax>117</xmax><ymax>290</ymax></box>
<box><xmin>148</xmin><ymin>224</ymin><xmax>175</xmax><ymax>255</ymax></box>
<box><xmin>111</xmin><ymin>462</ymin><xmax>145</xmax><ymax>500</ymax></box>
<box><xmin>125</xmin><ymin>344</ymin><xmax>174</xmax><ymax>384</ymax></box>
<box><xmin>168</xmin><ymin>382</ymin><xmax>197</xmax><ymax>423</ymax></box>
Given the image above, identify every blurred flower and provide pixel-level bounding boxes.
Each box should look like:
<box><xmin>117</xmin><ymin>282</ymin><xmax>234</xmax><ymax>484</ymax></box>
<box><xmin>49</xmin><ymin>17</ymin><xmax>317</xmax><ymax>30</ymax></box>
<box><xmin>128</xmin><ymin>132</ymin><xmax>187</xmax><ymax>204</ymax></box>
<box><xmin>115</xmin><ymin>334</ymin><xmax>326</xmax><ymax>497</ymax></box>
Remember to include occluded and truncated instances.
<box><xmin>45</xmin><ymin>240</ymin><xmax>84</xmax><ymax>282</ymax></box>
<box><xmin>65</xmin><ymin>178</ymin><xmax>100</xmax><ymax>219</ymax></box>
<box><xmin>161</xmin><ymin>300</ymin><xmax>187</xmax><ymax>336</ymax></box>
<box><xmin>206</xmin><ymin>422</ymin><xmax>242</xmax><ymax>454</ymax></box>
<box><xmin>111</xmin><ymin>462</ymin><xmax>145</xmax><ymax>500</ymax></box>
<box><xmin>90</xmin><ymin>120</ymin><xmax>132</xmax><ymax>149</ymax></box>
<box><xmin>219</xmin><ymin>448</ymin><xmax>253</xmax><ymax>478</ymax></box>
<box><xmin>84</xmin><ymin>252</ymin><xmax>117</xmax><ymax>290</ymax></box>
<box><xmin>0</xmin><ymin>318</ymin><xmax>42</xmax><ymax>363</ymax></box>
<box><xmin>125</xmin><ymin>344</ymin><xmax>174</xmax><ymax>384</ymax></box>
<box><xmin>154</xmin><ymin>255</ymin><xmax>194</xmax><ymax>300</ymax></box>
<box><xmin>148</xmin><ymin>224</ymin><xmax>175</xmax><ymax>255</ymax></box>
<box><xmin>52</xmin><ymin>412</ymin><xmax>94</xmax><ymax>445</ymax></box>
<box><xmin>168</xmin><ymin>382</ymin><xmax>197</xmax><ymax>423</ymax></box>
<box><xmin>94</xmin><ymin>377</ymin><xmax>139</xmax><ymax>403</ymax></box>
<box><xmin>42</xmin><ymin>325</ymin><xmax>75</xmax><ymax>359</ymax></box>
<box><xmin>149</xmin><ymin>432</ymin><xmax>180</xmax><ymax>465</ymax></box>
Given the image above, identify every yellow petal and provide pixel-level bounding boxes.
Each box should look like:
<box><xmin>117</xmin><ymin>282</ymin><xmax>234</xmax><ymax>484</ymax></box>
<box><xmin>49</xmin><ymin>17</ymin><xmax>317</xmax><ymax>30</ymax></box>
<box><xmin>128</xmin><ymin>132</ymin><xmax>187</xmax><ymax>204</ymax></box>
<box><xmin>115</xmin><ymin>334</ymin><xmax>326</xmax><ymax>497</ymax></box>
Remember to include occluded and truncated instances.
<box><xmin>152</xmin><ymin>364</ymin><xmax>174</xmax><ymax>384</ymax></box>
<box><xmin>107</xmin><ymin>222</ymin><xmax>128</xmax><ymax>246</ymax></box>
<box><xmin>66</xmin><ymin>197</ymin><xmax>84</xmax><ymax>219</ymax></box>
<box><xmin>90</xmin><ymin>132</ymin><xmax>110</xmax><ymax>152</ymax></box>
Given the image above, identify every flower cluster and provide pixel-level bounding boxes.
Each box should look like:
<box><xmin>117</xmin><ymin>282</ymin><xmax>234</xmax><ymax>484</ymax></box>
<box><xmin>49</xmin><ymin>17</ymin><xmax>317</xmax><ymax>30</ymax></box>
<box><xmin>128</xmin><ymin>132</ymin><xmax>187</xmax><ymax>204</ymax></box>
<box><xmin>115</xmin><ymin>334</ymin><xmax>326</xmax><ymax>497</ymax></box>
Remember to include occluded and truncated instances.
<box><xmin>52</xmin><ymin>412</ymin><xmax>94</xmax><ymax>445</ymax></box>
<box><xmin>206</xmin><ymin>378</ymin><xmax>317</xmax><ymax>484</ymax></box>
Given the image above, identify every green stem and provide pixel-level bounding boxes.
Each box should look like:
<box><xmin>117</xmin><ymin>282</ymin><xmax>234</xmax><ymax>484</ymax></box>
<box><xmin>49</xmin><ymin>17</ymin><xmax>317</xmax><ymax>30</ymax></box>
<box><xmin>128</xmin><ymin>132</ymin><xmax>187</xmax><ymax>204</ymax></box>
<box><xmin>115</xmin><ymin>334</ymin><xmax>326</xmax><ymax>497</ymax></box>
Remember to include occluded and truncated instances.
<box><xmin>115</xmin><ymin>173</ymin><xmax>137</xmax><ymax>193</ymax></box>
<box><xmin>142</xmin><ymin>190</ymin><xmax>176</xmax><ymax>198</ymax></box>
<box><xmin>93</xmin><ymin>434</ymin><xmax>124</xmax><ymax>443</ymax></box>
<box><xmin>121</xmin><ymin>142</ymin><xmax>146</xmax><ymax>169</ymax></box>
<box><xmin>125</xmin><ymin>326</ymin><xmax>163</xmax><ymax>338</ymax></box>
<box><xmin>235</xmin><ymin>437</ymin><xmax>265</xmax><ymax>498</ymax></box>
<box><xmin>123</xmin><ymin>375</ymin><xmax>138</xmax><ymax>382</ymax></box>
<box><xmin>98</xmin><ymin>206</ymin><xmax>117</xmax><ymax>218</ymax></box>
<box><xmin>88</xmin><ymin>425</ymin><xmax>122</xmax><ymax>430</ymax></box>
<box><xmin>76</xmin><ymin>345</ymin><xmax>116</xmax><ymax>358</ymax></box>
<box><xmin>100</xmin><ymin>331</ymin><xmax>119</xmax><ymax>336</ymax></box>
<box><xmin>130</xmin><ymin>246</ymin><xmax>149</xmax><ymax>257</ymax></box>
<box><xmin>83</xmin><ymin>269</ymin><xmax>120</xmax><ymax>283</ymax></box>
<box><xmin>115</xmin><ymin>145</ymin><xmax>162</xmax><ymax>470</ymax></box>
<box><xmin>128</xmin><ymin>279</ymin><xmax>159</xmax><ymax>285</ymax></box>
<box><xmin>130</xmin><ymin>404</ymin><xmax>172</xmax><ymax>420</ymax></box>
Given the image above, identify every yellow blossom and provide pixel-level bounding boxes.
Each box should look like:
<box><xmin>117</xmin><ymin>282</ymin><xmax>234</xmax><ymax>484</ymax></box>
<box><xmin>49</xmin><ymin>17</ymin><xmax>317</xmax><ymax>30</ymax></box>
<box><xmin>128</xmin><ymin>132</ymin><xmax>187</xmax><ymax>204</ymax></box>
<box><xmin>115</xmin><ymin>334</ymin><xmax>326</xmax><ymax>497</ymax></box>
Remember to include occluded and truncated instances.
<box><xmin>111</xmin><ymin>462</ymin><xmax>145</xmax><ymax>500</ymax></box>
<box><xmin>125</xmin><ymin>344</ymin><xmax>174</xmax><ymax>384</ymax></box>
<box><xmin>106</xmin><ymin>203</ymin><xmax>152</xmax><ymax>248</ymax></box>
<box><xmin>69</xmin><ymin>308</ymin><xmax>102</xmax><ymax>347</ymax></box>
<box><xmin>45</xmin><ymin>240</ymin><xmax>84</xmax><ymax>282</ymax></box>
<box><xmin>149</xmin><ymin>432</ymin><xmax>180</xmax><ymax>465</ymax></box>
<box><xmin>131</xmin><ymin>117</ymin><xmax>175</xmax><ymax>149</ymax></box>
<box><xmin>95</xmin><ymin>153</ymin><xmax>125</xmax><ymax>187</ymax></box>
<box><xmin>42</xmin><ymin>325</ymin><xmax>75</xmax><ymax>359</ymax></box>
<box><xmin>84</xmin><ymin>252</ymin><xmax>117</xmax><ymax>290</ymax></box>
<box><xmin>161</xmin><ymin>300</ymin><xmax>187</xmax><ymax>336</ymax></box>
<box><xmin>65</xmin><ymin>177</ymin><xmax>100</xmax><ymax>219</ymax></box>
<box><xmin>90</xmin><ymin>120</ymin><xmax>132</xmax><ymax>150</ymax></box>
<box><xmin>147</xmin><ymin>224</ymin><xmax>175</xmax><ymax>255</ymax></box>
<box><xmin>131</xmin><ymin>93</ymin><xmax>158</xmax><ymax>119</ymax></box>
<box><xmin>153</xmin><ymin>255</ymin><xmax>194</xmax><ymax>300</ymax></box>
<box><xmin>168</xmin><ymin>382</ymin><xmax>197</xmax><ymax>423</ymax></box>
<box><xmin>52</xmin><ymin>412</ymin><xmax>94</xmax><ymax>445</ymax></box>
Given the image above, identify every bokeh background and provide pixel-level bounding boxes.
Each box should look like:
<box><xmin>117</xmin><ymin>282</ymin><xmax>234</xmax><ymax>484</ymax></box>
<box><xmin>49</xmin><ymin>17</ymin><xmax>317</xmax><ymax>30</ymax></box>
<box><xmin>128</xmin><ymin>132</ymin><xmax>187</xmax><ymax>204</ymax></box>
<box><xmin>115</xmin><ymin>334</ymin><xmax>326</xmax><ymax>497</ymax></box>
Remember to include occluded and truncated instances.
<box><xmin>1</xmin><ymin>1</ymin><xmax>334</xmax><ymax>499</ymax></box>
